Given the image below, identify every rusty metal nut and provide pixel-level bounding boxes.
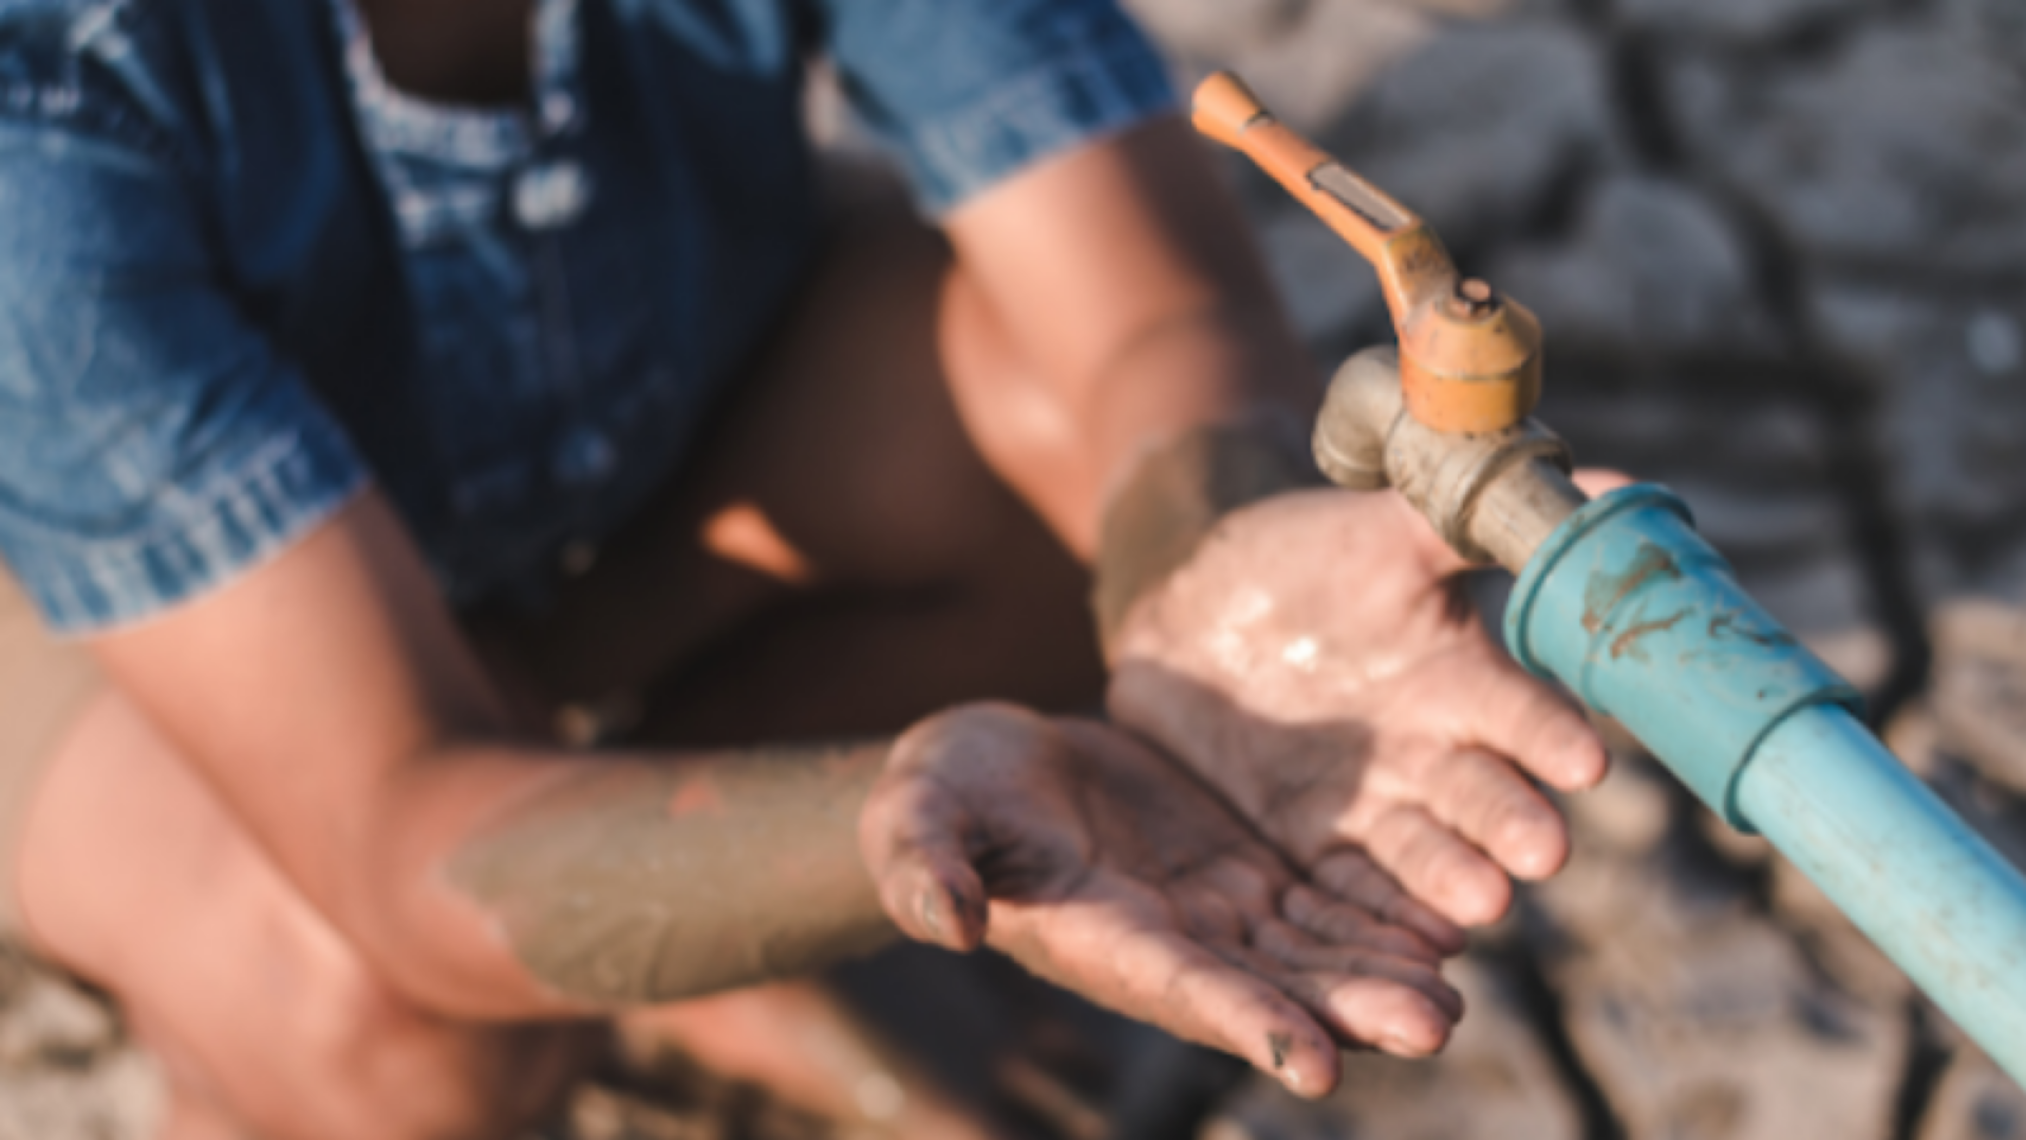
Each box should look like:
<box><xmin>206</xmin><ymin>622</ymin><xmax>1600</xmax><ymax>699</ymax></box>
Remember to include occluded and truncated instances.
<box><xmin>1399</xmin><ymin>293</ymin><xmax>1544</xmax><ymax>434</ymax></box>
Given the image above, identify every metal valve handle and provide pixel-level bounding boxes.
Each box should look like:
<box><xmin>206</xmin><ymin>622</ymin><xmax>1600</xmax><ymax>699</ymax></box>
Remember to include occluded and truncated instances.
<box><xmin>1193</xmin><ymin>72</ymin><xmax>1544</xmax><ymax>435</ymax></box>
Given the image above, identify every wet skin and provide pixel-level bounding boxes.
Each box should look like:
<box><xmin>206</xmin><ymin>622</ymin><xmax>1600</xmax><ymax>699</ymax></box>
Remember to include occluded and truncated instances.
<box><xmin>1108</xmin><ymin>471</ymin><xmax>1623</xmax><ymax>929</ymax></box>
<box><xmin>17</xmin><ymin>48</ymin><xmax>1616</xmax><ymax>1132</ymax></box>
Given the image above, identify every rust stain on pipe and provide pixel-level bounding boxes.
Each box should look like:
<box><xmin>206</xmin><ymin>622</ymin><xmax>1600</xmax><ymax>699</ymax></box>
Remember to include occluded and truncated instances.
<box><xmin>1609</xmin><ymin>608</ymin><xmax>1690</xmax><ymax>662</ymax></box>
<box><xmin>1581</xmin><ymin>543</ymin><xmax>1682</xmax><ymax>635</ymax></box>
<box><xmin>1707</xmin><ymin>611</ymin><xmax>1798</xmax><ymax>649</ymax></box>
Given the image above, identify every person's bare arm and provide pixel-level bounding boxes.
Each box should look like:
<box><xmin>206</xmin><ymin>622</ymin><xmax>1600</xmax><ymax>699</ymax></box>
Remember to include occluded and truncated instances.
<box><xmin>88</xmin><ymin>491</ymin><xmax>1462</xmax><ymax>1085</ymax></box>
<box><xmin>942</xmin><ymin>115</ymin><xmax>1319</xmax><ymax>561</ymax></box>
<box><xmin>89</xmin><ymin>492</ymin><xmax>894</xmax><ymax>1019</ymax></box>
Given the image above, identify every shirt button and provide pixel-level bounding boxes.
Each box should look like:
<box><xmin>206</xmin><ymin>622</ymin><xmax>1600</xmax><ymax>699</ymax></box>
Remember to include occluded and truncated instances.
<box><xmin>541</xmin><ymin>91</ymin><xmax>578</xmax><ymax>133</ymax></box>
<box><xmin>513</xmin><ymin>160</ymin><xmax>592</xmax><ymax>230</ymax></box>
<box><xmin>558</xmin><ymin>539</ymin><xmax>600</xmax><ymax>578</ymax></box>
<box><xmin>552</xmin><ymin>426</ymin><xmax>617</xmax><ymax>487</ymax></box>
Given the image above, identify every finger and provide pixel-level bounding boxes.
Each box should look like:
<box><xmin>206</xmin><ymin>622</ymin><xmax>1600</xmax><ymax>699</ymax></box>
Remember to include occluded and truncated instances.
<box><xmin>1218</xmin><ymin>937</ymin><xmax>1459</xmax><ymax>1059</ymax></box>
<box><xmin>1461</xmin><ymin>649</ymin><xmax>1610</xmax><ymax>794</ymax></box>
<box><xmin>1169</xmin><ymin>876</ymin><xmax>1260</xmax><ymax>947</ymax></box>
<box><xmin>1280</xmin><ymin>882</ymin><xmax>1444</xmax><ymax>962</ymax></box>
<box><xmin>996</xmin><ymin>898</ymin><xmax>1343</xmax><ymax>1098</ymax></box>
<box><xmin>1572</xmin><ymin>467</ymin><xmax>1634</xmax><ymax>497</ymax></box>
<box><xmin>1422</xmin><ymin>747</ymin><xmax>1569</xmax><ymax>881</ymax></box>
<box><xmin>1132</xmin><ymin>939</ymin><xmax>1343</xmax><ymax>1098</ymax></box>
<box><xmin>1307</xmin><ymin>974</ymin><xmax>1455</xmax><ymax>1058</ymax></box>
<box><xmin>1362</xmin><ymin>805</ymin><xmax>1512</xmax><ymax>927</ymax></box>
<box><xmin>1251</xmin><ymin>920</ymin><xmax>1466</xmax><ymax>1024</ymax></box>
<box><xmin>859</xmin><ymin>784</ymin><xmax>990</xmax><ymax>952</ymax></box>
<box><xmin>1304</xmin><ymin>857</ymin><xmax>1467</xmax><ymax>955</ymax></box>
<box><xmin>892</xmin><ymin>853</ymin><xmax>990</xmax><ymax>952</ymax></box>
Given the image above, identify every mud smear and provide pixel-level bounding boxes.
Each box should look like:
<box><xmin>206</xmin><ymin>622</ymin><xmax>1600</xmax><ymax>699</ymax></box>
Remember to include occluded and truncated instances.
<box><xmin>449</xmin><ymin>743</ymin><xmax>896</xmax><ymax>1006</ymax></box>
<box><xmin>1092</xmin><ymin>415</ymin><xmax>1323</xmax><ymax>650</ymax></box>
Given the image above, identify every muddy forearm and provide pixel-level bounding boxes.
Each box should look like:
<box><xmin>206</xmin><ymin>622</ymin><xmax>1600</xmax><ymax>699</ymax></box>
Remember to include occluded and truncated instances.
<box><xmin>1092</xmin><ymin>410</ymin><xmax>1326</xmax><ymax>655</ymax></box>
<box><xmin>445</xmin><ymin>740</ymin><xmax>898</xmax><ymax>1009</ymax></box>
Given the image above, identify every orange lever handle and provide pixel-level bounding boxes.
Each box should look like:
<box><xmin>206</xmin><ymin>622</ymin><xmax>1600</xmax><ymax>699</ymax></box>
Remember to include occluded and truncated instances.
<box><xmin>1192</xmin><ymin>71</ymin><xmax>1544</xmax><ymax>435</ymax></box>
<box><xmin>1192</xmin><ymin>72</ymin><xmax>1416</xmax><ymax>271</ymax></box>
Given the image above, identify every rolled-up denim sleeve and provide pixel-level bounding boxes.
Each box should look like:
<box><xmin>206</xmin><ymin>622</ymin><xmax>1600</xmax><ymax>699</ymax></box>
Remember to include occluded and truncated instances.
<box><xmin>813</xmin><ymin>0</ymin><xmax>1177</xmax><ymax>214</ymax></box>
<box><xmin>0</xmin><ymin>126</ymin><xmax>367</xmax><ymax>635</ymax></box>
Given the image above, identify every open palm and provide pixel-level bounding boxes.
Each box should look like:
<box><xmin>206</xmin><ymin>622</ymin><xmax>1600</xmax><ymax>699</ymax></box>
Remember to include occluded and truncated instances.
<box><xmin>859</xmin><ymin>703</ymin><xmax>1462</xmax><ymax>1098</ymax></box>
<box><xmin>1108</xmin><ymin>485</ymin><xmax>1617</xmax><ymax>928</ymax></box>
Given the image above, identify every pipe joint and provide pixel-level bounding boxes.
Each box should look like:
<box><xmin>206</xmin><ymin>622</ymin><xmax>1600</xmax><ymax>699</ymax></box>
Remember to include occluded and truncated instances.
<box><xmin>1504</xmin><ymin>486</ymin><xmax>1863</xmax><ymax>827</ymax></box>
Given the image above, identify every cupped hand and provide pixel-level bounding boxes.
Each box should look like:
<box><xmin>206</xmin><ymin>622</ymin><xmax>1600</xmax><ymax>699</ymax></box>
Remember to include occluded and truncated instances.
<box><xmin>1107</xmin><ymin>476</ymin><xmax>1623</xmax><ymax>930</ymax></box>
<box><xmin>859</xmin><ymin>703</ymin><xmax>1462</xmax><ymax>1098</ymax></box>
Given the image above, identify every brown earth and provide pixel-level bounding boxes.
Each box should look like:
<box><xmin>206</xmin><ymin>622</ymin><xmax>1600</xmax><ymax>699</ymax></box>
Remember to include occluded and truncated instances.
<box><xmin>9</xmin><ymin>0</ymin><xmax>2026</xmax><ymax>1136</ymax></box>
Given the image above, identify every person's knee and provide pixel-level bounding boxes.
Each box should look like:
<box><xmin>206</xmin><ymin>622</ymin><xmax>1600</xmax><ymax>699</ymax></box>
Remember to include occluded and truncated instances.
<box><xmin>16</xmin><ymin>697</ymin><xmax>591</xmax><ymax>1140</ymax></box>
<box><xmin>214</xmin><ymin>970</ymin><xmax>595</xmax><ymax>1140</ymax></box>
<box><xmin>305</xmin><ymin>966</ymin><xmax>597</xmax><ymax>1138</ymax></box>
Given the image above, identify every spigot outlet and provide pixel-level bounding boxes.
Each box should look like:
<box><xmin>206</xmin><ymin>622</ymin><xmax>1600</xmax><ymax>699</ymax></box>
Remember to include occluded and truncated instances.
<box><xmin>1192</xmin><ymin>72</ymin><xmax>1543</xmax><ymax>434</ymax></box>
<box><xmin>1315</xmin><ymin>346</ymin><xmax>1582</xmax><ymax>570</ymax></box>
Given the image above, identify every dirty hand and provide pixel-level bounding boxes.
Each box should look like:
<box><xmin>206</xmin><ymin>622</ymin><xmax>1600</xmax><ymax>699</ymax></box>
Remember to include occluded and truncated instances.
<box><xmin>1107</xmin><ymin>483</ymin><xmax>1615</xmax><ymax>931</ymax></box>
<box><xmin>859</xmin><ymin>702</ymin><xmax>1462</xmax><ymax>1098</ymax></box>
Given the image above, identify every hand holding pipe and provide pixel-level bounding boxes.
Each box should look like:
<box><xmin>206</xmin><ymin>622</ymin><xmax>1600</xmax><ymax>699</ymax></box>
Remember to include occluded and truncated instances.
<box><xmin>1196</xmin><ymin>71</ymin><xmax>2026</xmax><ymax>1084</ymax></box>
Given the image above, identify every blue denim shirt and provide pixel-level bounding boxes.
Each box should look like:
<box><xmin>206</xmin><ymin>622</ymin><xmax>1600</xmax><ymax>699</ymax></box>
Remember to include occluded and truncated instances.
<box><xmin>0</xmin><ymin>0</ymin><xmax>1173</xmax><ymax>633</ymax></box>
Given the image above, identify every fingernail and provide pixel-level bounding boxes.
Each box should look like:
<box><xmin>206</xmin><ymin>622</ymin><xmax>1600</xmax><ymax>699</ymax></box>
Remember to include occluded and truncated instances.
<box><xmin>915</xmin><ymin>889</ymin><xmax>943</xmax><ymax>939</ymax></box>
<box><xmin>1381</xmin><ymin>1030</ymin><xmax>1436</xmax><ymax>1057</ymax></box>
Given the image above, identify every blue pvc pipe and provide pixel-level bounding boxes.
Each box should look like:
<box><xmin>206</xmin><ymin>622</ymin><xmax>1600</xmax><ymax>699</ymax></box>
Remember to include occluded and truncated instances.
<box><xmin>1506</xmin><ymin>485</ymin><xmax>2026</xmax><ymax>1083</ymax></box>
<box><xmin>1739</xmin><ymin>706</ymin><xmax>2026</xmax><ymax>1075</ymax></box>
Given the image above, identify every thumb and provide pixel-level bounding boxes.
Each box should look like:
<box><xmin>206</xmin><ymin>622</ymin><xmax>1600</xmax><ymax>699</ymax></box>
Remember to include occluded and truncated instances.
<box><xmin>1572</xmin><ymin>467</ymin><xmax>1634</xmax><ymax>498</ymax></box>
<box><xmin>860</xmin><ymin>781</ymin><xmax>991</xmax><ymax>952</ymax></box>
<box><xmin>1367</xmin><ymin>489</ymin><xmax>1475</xmax><ymax>578</ymax></box>
<box><xmin>1462</xmin><ymin>646</ymin><xmax>1610</xmax><ymax>795</ymax></box>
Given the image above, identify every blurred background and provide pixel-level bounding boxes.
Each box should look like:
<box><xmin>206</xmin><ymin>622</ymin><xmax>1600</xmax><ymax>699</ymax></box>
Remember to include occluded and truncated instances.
<box><xmin>7</xmin><ymin>0</ymin><xmax>2026</xmax><ymax>1136</ymax></box>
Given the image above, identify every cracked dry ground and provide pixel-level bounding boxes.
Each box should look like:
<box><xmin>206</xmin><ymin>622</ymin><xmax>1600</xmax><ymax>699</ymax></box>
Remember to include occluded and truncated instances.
<box><xmin>8</xmin><ymin>0</ymin><xmax>2026</xmax><ymax>1137</ymax></box>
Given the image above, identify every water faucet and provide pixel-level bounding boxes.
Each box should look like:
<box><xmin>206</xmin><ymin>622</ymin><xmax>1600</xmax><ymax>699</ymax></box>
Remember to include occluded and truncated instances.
<box><xmin>1195</xmin><ymin>71</ymin><xmax>2026</xmax><ymax>1085</ymax></box>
